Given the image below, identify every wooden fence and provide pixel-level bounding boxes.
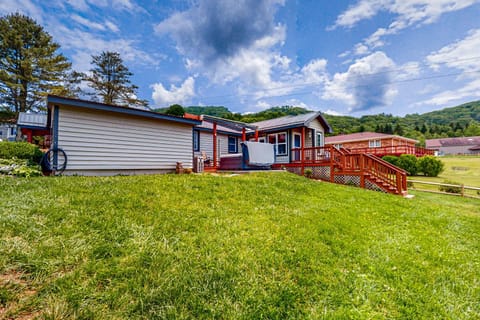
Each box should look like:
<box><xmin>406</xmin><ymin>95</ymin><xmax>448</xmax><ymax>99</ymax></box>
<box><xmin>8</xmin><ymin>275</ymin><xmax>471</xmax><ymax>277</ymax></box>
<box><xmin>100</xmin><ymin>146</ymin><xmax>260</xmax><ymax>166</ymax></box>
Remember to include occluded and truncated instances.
<box><xmin>408</xmin><ymin>179</ymin><xmax>480</xmax><ymax>199</ymax></box>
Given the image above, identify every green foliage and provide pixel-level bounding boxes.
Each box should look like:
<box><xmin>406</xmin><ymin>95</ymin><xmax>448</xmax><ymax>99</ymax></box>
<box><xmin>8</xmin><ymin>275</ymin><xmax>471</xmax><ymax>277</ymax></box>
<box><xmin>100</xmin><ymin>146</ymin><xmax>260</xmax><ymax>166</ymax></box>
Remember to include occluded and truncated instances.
<box><xmin>84</xmin><ymin>51</ymin><xmax>148</xmax><ymax>108</ymax></box>
<box><xmin>304</xmin><ymin>168</ymin><xmax>313</xmax><ymax>178</ymax></box>
<box><xmin>0</xmin><ymin>173</ymin><xmax>479</xmax><ymax>318</ymax></box>
<box><xmin>163</xmin><ymin>104</ymin><xmax>185</xmax><ymax>116</ymax></box>
<box><xmin>0</xmin><ymin>158</ymin><xmax>42</xmax><ymax>177</ymax></box>
<box><xmin>439</xmin><ymin>180</ymin><xmax>462</xmax><ymax>194</ymax></box>
<box><xmin>418</xmin><ymin>156</ymin><xmax>444</xmax><ymax>177</ymax></box>
<box><xmin>382</xmin><ymin>155</ymin><xmax>400</xmax><ymax>167</ymax></box>
<box><xmin>0</xmin><ymin>13</ymin><xmax>72</xmax><ymax>114</ymax></box>
<box><xmin>0</xmin><ymin>141</ymin><xmax>43</xmax><ymax>164</ymax></box>
<box><xmin>398</xmin><ymin>154</ymin><xmax>419</xmax><ymax>176</ymax></box>
<box><xmin>382</xmin><ymin>155</ymin><xmax>418</xmax><ymax>175</ymax></box>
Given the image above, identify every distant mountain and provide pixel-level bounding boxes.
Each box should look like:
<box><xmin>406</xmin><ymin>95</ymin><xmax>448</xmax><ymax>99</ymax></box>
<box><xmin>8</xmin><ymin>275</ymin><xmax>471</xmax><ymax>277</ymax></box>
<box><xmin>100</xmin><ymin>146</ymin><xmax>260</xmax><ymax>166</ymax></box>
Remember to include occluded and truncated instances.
<box><xmin>154</xmin><ymin>101</ymin><xmax>480</xmax><ymax>145</ymax></box>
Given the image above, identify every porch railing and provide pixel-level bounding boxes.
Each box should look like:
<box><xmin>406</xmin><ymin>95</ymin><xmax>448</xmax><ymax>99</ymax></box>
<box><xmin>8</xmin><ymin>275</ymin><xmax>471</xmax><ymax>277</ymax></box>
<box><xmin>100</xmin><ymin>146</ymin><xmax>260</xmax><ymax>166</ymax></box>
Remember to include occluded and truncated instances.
<box><xmin>346</xmin><ymin>145</ymin><xmax>434</xmax><ymax>157</ymax></box>
<box><xmin>289</xmin><ymin>146</ymin><xmax>408</xmax><ymax>195</ymax></box>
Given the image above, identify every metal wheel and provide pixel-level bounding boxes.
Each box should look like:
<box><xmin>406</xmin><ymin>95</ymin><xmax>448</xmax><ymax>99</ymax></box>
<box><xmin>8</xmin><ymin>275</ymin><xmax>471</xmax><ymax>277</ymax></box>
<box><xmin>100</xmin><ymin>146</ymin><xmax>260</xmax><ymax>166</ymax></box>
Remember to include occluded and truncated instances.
<box><xmin>41</xmin><ymin>148</ymin><xmax>67</xmax><ymax>174</ymax></box>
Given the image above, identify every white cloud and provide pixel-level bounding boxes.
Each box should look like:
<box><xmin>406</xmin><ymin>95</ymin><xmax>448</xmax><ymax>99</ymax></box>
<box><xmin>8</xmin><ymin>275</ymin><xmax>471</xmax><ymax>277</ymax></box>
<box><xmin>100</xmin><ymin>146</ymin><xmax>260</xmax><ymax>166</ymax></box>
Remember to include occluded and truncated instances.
<box><xmin>71</xmin><ymin>14</ymin><xmax>106</xmax><ymax>31</ymax></box>
<box><xmin>334</xmin><ymin>0</ymin><xmax>479</xmax><ymax>53</ymax></box>
<box><xmin>0</xmin><ymin>0</ymin><xmax>44</xmax><ymax>23</ymax></box>
<box><xmin>151</xmin><ymin>77</ymin><xmax>196</xmax><ymax>107</ymax></box>
<box><xmin>322</xmin><ymin>51</ymin><xmax>397</xmax><ymax>112</ymax></box>
<box><xmin>426</xmin><ymin>28</ymin><xmax>480</xmax><ymax>72</ymax></box>
<box><xmin>415</xmin><ymin>78</ymin><xmax>480</xmax><ymax>106</ymax></box>
<box><xmin>105</xmin><ymin>20</ymin><xmax>120</xmax><ymax>33</ymax></box>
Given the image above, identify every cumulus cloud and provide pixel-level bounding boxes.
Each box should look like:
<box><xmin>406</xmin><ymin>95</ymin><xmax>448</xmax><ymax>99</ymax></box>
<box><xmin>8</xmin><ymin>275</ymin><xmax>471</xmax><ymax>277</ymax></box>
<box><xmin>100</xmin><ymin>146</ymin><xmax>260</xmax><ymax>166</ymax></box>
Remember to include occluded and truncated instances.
<box><xmin>155</xmin><ymin>0</ymin><xmax>284</xmax><ymax>62</ymax></box>
<box><xmin>322</xmin><ymin>51</ymin><xmax>397</xmax><ymax>112</ymax></box>
<box><xmin>151</xmin><ymin>77</ymin><xmax>196</xmax><ymax>107</ymax></box>
<box><xmin>334</xmin><ymin>0</ymin><xmax>479</xmax><ymax>53</ymax></box>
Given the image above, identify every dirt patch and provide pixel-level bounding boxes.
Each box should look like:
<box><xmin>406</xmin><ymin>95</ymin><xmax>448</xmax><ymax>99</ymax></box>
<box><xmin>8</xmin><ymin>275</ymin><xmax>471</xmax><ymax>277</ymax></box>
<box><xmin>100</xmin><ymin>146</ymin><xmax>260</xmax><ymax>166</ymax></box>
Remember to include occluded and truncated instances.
<box><xmin>0</xmin><ymin>270</ymin><xmax>40</xmax><ymax>320</ymax></box>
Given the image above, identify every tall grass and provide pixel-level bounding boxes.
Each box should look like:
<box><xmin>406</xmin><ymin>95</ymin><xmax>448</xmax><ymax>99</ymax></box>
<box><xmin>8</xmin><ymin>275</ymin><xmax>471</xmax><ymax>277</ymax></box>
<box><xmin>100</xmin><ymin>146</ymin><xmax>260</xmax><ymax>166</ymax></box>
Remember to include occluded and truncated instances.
<box><xmin>1</xmin><ymin>172</ymin><xmax>479</xmax><ymax>319</ymax></box>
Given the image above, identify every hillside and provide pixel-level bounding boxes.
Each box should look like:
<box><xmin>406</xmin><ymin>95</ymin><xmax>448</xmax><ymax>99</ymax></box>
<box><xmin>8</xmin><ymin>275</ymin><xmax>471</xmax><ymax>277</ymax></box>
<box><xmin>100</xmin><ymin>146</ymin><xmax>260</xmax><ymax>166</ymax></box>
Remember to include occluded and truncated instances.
<box><xmin>1</xmin><ymin>173</ymin><xmax>479</xmax><ymax>318</ymax></box>
<box><xmin>157</xmin><ymin>101</ymin><xmax>480</xmax><ymax>144</ymax></box>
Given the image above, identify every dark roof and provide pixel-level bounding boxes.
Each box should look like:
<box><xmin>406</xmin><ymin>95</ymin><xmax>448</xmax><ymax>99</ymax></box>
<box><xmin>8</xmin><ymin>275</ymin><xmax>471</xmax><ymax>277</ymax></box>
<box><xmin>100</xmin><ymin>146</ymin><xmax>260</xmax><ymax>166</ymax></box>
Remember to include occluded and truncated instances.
<box><xmin>196</xmin><ymin>121</ymin><xmax>242</xmax><ymax>136</ymax></box>
<box><xmin>469</xmin><ymin>145</ymin><xmax>480</xmax><ymax>151</ymax></box>
<box><xmin>325</xmin><ymin>132</ymin><xmax>417</xmax><ymax>144</ymax></box>
<box><xmin>47</xmin><ymin>95</ymin><xmax>201</xmax><ymax>126</ymax></box>
<box><xmin>426</xmin><ymin>136</ymin><xmax>480</xmax><ymax>148</ymax></box>
<box><xmin>201</xmin><ymin>115</ymin><xmax>257</xmax><ymax>131</ymax></box>
<box><xmin>251</xmin><ymin>112</ymin><xmax>332</xmax><ymax>133</ymax></box>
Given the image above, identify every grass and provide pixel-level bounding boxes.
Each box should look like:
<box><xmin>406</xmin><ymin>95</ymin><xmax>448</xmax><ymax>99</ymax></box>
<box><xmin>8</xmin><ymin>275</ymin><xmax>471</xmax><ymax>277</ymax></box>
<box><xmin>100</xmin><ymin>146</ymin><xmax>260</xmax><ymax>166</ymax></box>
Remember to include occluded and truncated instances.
<box><xmin>1</xmin><ymin>172</ymin><xmax>479</xmax><ymax>319</ymax></box>
<box><xmin>408</xmin><ymin>156</ymin><xmax>480</xmax><ymax>197</ymax></box>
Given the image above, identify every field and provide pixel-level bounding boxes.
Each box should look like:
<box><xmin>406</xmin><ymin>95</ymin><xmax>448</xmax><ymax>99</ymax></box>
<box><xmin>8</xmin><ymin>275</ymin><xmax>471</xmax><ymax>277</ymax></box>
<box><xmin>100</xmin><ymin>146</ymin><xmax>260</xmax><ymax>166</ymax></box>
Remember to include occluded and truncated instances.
<box><xmin>1</xmin><ymin>172</ymin><xmax>479</xmax><ymax>319</ymax></box>
<box><xmin>408</xmin><ymin>155</ymin><xmax>480</xmax><ymax>197</ymax></box>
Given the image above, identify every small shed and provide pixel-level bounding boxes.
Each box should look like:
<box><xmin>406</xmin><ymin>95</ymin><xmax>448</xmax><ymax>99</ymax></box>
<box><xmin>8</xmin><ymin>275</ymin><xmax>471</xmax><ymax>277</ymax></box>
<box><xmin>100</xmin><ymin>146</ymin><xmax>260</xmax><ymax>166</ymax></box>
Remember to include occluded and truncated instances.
<box><xmin>426</xmin><ymin>136</ymin><xmax>480</xmax><ymax>155</ymax></box>
<box><xmin>47</xmin><ymin>95</ymin><xmax>201</xmax><ymax>175</ymax></box>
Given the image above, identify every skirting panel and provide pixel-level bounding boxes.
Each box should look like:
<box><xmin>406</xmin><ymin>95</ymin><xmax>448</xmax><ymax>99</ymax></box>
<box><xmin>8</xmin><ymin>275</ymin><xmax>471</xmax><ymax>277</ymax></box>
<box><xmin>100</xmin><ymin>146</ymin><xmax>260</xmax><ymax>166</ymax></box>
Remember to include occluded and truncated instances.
<box><xmin>334</xmin><ymin>175</ymin><xmax>360</xmax><ymax>187</ymax></box>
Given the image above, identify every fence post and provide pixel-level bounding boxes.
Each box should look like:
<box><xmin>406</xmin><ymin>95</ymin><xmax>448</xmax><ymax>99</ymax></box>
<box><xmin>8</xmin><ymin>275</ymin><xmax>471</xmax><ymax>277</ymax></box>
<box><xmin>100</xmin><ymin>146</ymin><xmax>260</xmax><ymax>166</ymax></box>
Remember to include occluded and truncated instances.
<box><xmin>461</xmin><ymin>184</ymin><xmax>465</xmax><ymax>197</ymax></box>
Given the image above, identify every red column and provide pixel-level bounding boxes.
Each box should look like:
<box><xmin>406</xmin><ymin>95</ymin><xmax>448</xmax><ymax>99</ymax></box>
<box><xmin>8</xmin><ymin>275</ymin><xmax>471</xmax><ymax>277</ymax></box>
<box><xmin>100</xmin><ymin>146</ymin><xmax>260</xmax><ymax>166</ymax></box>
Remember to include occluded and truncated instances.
<box><xmin>242</xmin><ymin>128</ymin><xmax>246</xmax><ymax>142</ymax></box>
<box><xmin>301</xmin><ymin>127</ymin><xmax>305</xmax><ymax>175</ymax></box>
<box><xmin>213</xmin><ymin>122</ymin><xmax>217</xmax><ymax>168</ymax></box>
<box><xmin>254</xmin><ymin>130</ymin><xmax>259</xmax><ymax>142</ymax></box>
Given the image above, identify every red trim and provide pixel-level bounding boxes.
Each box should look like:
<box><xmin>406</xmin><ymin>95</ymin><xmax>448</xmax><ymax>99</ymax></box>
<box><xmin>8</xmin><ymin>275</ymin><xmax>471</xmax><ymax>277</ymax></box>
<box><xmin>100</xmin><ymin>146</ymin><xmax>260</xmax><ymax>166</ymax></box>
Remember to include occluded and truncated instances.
<box><xmin>213</xmin><ymin>122</ymin><xmax>218</xmax><ymax>168</ymax></box>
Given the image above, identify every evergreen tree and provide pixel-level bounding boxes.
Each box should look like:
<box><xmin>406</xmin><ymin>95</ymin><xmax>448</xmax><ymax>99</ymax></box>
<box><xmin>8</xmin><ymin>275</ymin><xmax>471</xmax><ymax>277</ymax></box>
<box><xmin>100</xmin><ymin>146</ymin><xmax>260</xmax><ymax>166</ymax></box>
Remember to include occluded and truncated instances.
<box><xmin>394</xmin><ymin>123</ymin><xmax>404</xmax><ymax>135</ymax></box>
<box><xmin>420</xmin><ymin>124</ymin><xmax>427</xmax><ymax>134</ymax></box>
<box><xmin>0</xmin><ymin>13</ymin><xmax>72</xmax><ymax>115</ymax></box>
<box><xmin>85</xmin><ymin>51</ymin><xmax>148</xmax><ymax>108</ymax></box>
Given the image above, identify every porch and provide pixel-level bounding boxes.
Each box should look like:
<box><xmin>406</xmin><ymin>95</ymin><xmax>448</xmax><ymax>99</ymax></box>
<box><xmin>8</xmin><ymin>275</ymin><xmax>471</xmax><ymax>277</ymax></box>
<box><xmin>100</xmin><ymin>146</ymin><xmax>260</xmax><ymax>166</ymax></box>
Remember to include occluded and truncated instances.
<box><xmin>345</xmin><ymin>145</ymin><xmax>434</xmax><ymax>157</ymax></box>
<box><xmin>274</xmin><ymin>146</ymin><xmax>408</xmax><ymax>196</ymax></box>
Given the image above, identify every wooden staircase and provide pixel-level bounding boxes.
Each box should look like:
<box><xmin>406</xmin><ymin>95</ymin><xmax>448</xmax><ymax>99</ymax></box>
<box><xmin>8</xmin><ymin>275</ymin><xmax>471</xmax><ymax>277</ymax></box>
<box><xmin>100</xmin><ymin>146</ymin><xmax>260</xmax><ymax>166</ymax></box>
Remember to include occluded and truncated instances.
<box><xmin>282</xmin><ymin>146</ymin><xmax>408</xmax><ymax>196</ymax></box>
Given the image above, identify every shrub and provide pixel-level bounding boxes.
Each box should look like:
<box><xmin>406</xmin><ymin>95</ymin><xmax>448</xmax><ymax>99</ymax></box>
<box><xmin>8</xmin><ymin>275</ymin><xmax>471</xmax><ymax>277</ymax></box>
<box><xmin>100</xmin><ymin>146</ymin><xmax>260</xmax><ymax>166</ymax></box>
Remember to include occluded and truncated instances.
<box><xmin>382</xmin><ymin>155</ymin><xmax>399</xmax><ymax>167</ymax></box>
<box><xmin>0</xmin><ymin>158</ymin><xmax>42</xmax><ymax>177</ymax></box>
<box><xmin>0</xmin><ymin>141</ymin><xmax>43</xmax><ymax>164</ymax></box>
<box><xmin>398</xmin><ymin>154</ymin><xmax>418</xmax><ymax>176</ymax></box>
<box><xmin>304</xmin><ymin>168</ymin><xmax>313</xmax><ymax>178</ymax></box>
<box><xmin>439</xmin><ymin>180</ymin><xmax>462</xmax><ymax>194</ymax></box>
<box><xmin>418</xmin><ymin>156</ymin><xmax>444</xmax><ymax>177</ymax></box>
<box><xmin>382</xmin><ymin>155</ymin><xmax>418</xmax><ymax>176</ymax></box>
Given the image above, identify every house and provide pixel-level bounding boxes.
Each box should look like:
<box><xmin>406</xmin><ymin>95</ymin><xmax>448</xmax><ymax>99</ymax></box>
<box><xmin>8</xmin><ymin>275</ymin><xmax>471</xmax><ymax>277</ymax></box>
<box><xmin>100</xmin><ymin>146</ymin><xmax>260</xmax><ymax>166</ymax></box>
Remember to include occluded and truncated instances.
<box><xmin>325</xmin><ymin>132</ymin><xmax>433</xmax><ymax>157</ymax></box>
<box><xmin>426</xmin><ymin>136</ymin><xmax>480</xmax><ymax>155</ymax></box>
<box><xmin>46</xmin><ymin>95</ymin><xmax>201</xmax><ymax>175</ymax></box>
<box><xmin>17</xmin><ymin>112</ymin><xmax>50</xmax><ymax>148</ymax></box>
<box><xmin>0</xmin><ymin>119</ymin><xmax>16</xmax><ymax>141</ymax></box>
<box><xmin>251</xmin><ymin>112</ymin><xmax>333</xmax><ymax>164</ymax></box>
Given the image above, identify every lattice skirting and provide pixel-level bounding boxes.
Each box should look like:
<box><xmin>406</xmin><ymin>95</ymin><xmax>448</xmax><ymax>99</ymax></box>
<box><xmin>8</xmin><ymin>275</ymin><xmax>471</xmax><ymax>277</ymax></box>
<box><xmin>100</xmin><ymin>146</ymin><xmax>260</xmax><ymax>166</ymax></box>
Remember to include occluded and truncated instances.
<box><xmin>334</xmin><ymin>175</ymin><xmax>360</xmax><ymax>187</ymax></box>
<box><xmin>287</xmin><ymin>166</ymin><xmax>331</xmax><ymax>180</ymax></box>
<box><xmin>365</xmin><ymin>180</ymin><xmax>387</xmax><ymax>193</ymax></box>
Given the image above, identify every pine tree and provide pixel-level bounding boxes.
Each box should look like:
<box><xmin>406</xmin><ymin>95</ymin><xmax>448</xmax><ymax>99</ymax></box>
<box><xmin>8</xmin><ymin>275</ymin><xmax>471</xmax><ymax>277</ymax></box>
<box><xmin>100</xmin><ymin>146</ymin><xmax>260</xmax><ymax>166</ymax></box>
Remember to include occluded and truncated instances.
<box><xmin>84</xmin><ymin>51</ymin><xmax>148</xmax><ymax>108</ymax></box>
<box><xmin>0</xmin><ymin>13</ymin><xmax>72</xmax><ymax>115</ymax></box>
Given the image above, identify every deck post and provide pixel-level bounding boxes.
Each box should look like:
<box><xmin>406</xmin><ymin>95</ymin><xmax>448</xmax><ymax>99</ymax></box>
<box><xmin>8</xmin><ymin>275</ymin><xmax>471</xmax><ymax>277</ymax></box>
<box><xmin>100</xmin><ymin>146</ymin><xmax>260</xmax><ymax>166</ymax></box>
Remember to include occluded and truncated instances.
<box><xmin>254</xmin><ymin>130</ymin><xmax>259</xmax><ymax>142</ymax></box>
<box><xmin>330</xmin><ymin>146</ymin><xmax>335</xmax><ymax>182</ymax></box>
<box><xmin>301</xmin><ymin>127</ymin><xmax>305</xmax><ymax>176</ymax></box>
<box><xmin>242</xmin><ymin>128</ymin><xmax>246</xmax><ymax>142</ymax></box>
<box><xmin>213</xmin><ymin>122</ymin><xmax>217</xmax><ymax>168</ymax></box>
<box><xmin>360</xmin><ymin>155</ymin><xmax>365</xmax><ymax>188</ymax></box>
<box><xmin>396</xmin><ymin>171</ymin><xmax>402</xmax><ymax>194</ymax></box>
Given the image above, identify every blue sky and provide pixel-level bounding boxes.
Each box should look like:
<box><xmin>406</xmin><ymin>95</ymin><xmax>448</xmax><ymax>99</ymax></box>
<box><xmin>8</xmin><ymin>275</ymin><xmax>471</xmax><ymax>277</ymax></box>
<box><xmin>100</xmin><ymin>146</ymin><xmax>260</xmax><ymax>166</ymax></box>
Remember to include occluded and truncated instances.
<box><xmin>2</xmin><ymin>0</ymin><xmax>480</xmax><ymax>116</ymax></box>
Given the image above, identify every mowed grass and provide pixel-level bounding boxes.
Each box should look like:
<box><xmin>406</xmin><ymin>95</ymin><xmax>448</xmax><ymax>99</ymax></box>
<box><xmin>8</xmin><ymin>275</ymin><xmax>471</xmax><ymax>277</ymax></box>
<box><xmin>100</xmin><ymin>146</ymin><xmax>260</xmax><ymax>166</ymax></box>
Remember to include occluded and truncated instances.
<box><xmin>409</xmin><ymin>156</ymin><xmax>480</xmax><ymax>197</ymax></box>
<box><xmin>0</xmin><ymin>172</ymin><xmax>479</xmax><ymax>319</ymax></box>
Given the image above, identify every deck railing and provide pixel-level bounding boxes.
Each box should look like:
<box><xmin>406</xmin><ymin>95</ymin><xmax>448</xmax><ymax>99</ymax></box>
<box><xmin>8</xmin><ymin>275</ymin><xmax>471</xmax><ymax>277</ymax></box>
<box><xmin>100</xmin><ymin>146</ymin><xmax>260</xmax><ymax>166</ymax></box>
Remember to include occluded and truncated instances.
<box><xmin>346</xmin><ymin>145</ymin><xmax>434</xmax><ymax>157</ymax></box>
<box><xmin>289</xmin><ymin>146</ymin><xmax>408</xmax><ymax>195</ymax></box>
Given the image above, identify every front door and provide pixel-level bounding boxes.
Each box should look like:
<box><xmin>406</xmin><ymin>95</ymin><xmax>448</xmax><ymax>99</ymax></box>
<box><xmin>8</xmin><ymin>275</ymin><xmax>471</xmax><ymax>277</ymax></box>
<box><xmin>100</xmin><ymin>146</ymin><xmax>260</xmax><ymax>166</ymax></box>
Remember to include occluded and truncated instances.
<box><xmin>293</xmin><ymin>133</ymin><xmax>301</xmax><ymax>161</ymax></box>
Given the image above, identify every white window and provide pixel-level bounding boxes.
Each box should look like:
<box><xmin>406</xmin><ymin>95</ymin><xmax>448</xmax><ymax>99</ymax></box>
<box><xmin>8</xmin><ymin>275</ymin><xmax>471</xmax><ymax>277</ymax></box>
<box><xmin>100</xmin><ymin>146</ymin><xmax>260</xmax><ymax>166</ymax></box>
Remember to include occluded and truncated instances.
<box><xmin>369</xmin><ymin>139</ymin><xmax>381</xmax><ymax>148</ymax></box>
<box><xmin>268</xmin><ymin>132</ymin><xmax>287</xmax><ymax>156</ymax></box>
<box><xmin>334</xmin><ymin>144</ymin><xmax>343</xmax><ymax>149</ymax></box>
<box><xmin>316</xmin><ymin>132</ymin><xmax>324</xmax><ymax>147</ymax></box>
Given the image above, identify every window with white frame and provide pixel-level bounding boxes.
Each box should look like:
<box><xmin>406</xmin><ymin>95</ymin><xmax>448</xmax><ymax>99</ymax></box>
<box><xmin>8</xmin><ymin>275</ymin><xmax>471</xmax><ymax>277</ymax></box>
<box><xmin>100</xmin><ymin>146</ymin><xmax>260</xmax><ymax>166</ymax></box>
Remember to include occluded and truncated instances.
<box><xmin>228</xmin><ymin>136</ymin><xmax>238</xmax><ymax>153</ymax></box>
<box><xmin>316</xmin><ymin>132</ymin><xmax>324</xmax><ymax>147</ymax></box>
<box><xmin>369</xmin><ymin>139</ymin><xmax>381</xmax><ymax>148</ymax></box>
<box><xmin>193</xmin><ymin>130</ymin><xmax>200</xmax><ymax>151</ymax></box>
<box><xmin>334</xmin><ymin>143</ymin><xmax>343</xmax><ymax>149</ymax></box>
<box><xmin>268</xmin><ymin>132</ymin><xmax>287</xmax><ymax>155</ymax></box>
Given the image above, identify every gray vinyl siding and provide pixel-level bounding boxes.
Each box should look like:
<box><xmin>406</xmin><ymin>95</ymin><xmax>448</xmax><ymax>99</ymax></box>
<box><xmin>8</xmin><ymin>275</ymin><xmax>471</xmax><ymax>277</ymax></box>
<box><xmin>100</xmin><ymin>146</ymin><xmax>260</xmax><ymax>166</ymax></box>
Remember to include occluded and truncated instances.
<box><xmin>57</xmin><ymin>106</ymin><xmax>193</xmax><ymax>174</ymax></box>
<box><xmin>194</xmin><ymin>131</ymin><xmax>240</xmax><ymax>162</ymax></box>
<box><xmin>309</xmin><ymin>119</ymin><xmax>325</xmax><ymax>147</ymax></box>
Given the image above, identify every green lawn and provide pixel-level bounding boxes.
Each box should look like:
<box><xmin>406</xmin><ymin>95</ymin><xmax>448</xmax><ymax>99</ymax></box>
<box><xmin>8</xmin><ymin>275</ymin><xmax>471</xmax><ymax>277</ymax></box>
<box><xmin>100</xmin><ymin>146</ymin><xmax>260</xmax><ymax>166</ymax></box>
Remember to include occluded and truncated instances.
<box><xmin>1</xmin><ymin>172</ymin><xmax>479</xmax><ymax>319</ymax></box>
<box><xmin>408</xmin><ymin>156</ymin><xmax>480</xmax><ymax>197</ymax></box>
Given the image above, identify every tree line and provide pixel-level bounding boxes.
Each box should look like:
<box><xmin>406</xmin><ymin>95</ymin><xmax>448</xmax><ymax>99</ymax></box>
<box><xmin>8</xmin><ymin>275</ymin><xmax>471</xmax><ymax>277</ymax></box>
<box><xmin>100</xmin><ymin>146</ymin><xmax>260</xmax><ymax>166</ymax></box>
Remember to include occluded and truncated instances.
<box><xmin>0</xmin><ymin>13</ymin><xmax>147</xmax><ymax>120</ymax></box>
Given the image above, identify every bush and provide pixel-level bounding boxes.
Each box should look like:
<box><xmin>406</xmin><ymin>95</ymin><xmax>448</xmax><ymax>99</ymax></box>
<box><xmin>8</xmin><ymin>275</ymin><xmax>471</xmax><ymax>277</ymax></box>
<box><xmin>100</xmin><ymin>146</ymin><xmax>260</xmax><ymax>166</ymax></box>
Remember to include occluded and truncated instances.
<box><xmin>439</xmin><ymin>180</ymin><xmax>462</xmax><ymax>194</ymax></box>
<box><xmin>418</xmin><ymin>156</ymin><xmax>444</xmax><ymax>177</ymax></box>
<box><xmin>304</xmin><ymin>168</ymin><xmax>313</xmax><ymax>178</ymax></box>
<box><xmin>0</xmin><ymin>158</ymin><xmax>42</xmax><ymax>177</ymax></box>
<box><xmin>382</xmin><ymin>155</ymin><xmax>399</xmax><ymax>167</ymax></box>
<box><xmin>398</xmin><ymin>154</ymin><xmax>418</xmax><ymax>176</ymax></box>
<box><xmin>382</xmin><ymin>155</ymin><xmax>418</xmax><ymax>176</ymax></box>
<box><xmin>0</xmin><ymin>141</ymin><xmax>43</xmax><ymax>164</ymax></box>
